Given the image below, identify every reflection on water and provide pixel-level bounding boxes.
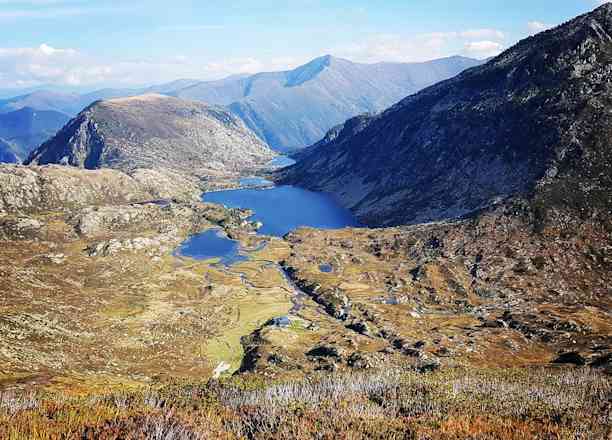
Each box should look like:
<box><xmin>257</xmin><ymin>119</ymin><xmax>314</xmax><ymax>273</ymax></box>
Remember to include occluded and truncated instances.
<box><xmin>239</xmin><ymin>177</ymin><xmax>273</xmax><ymax>187</ymax></box>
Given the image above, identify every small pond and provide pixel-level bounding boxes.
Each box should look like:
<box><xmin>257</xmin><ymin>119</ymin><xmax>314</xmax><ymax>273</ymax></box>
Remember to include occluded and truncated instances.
<box><xmin>319</xmin><ymin>264</ymin><xmax>333</xmax><ymax>273</ymax></box>
<box><xmin>177</xmin><ymin>229</ymin><xmax>247</xmax><ymax>265</ymax></box>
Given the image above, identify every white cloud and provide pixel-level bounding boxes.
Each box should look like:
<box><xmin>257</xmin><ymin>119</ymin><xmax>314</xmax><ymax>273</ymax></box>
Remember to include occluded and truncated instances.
<box><xmin>0</xmin><ymin>44</ymin><xmax>82</xmax><ymax>87</ymax></box>
<box><xmin>0</xmin><ymin>43</ymin><xmax>311</xmax><ymax>88</ymax></box>
<box><xmin>332</xmin><ymin>28</ymin><xmax>505</xmax><ymax>63</ymax></box>
<box><xmin>0</xmin><ymin>27</ymin><xmax>506</xmax><ymax>89</ymax></box>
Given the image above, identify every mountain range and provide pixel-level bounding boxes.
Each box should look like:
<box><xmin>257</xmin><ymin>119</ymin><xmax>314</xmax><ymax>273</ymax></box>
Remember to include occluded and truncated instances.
<box><xmin>26</xmin><ymin>94</ymin><xmax>275</xmax><ymax>174</ymax></box>
<box><xmin>172</xmin><ymin>55</ymin><xmax>483</xmax><ymax>151</ymax></box>
<box><xmin>0</xmin><ymin>83</ymin><xmax>198</xmax><ymax>116</ymax></box>
<box><xmin>280</xmin><ymin>4</ymin><xmax>612</xmax><ymax>227</ymax></box>
<box><xmin>0</xmin><ymin>56</ymin><xmax>482</xmax><ymax>154</ymax></box>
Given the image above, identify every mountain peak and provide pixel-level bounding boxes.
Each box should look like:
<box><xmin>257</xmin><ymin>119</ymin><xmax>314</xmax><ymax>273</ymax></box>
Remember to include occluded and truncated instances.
<box><xmin>103</xmin><ymin>93</ymin><xmax>170</xmax><ymax>105</ymax></box>
<box><xmin>285</xmin><ymin>55</ymin><xmax>336</xmax><ymax>87</ymax></box>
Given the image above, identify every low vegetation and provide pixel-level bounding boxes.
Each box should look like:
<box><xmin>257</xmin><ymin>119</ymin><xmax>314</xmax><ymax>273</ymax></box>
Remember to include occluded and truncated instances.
<box><xmin>1</xmin><ymin>367</ymin><xmax>609</xmax><ymax>439</ymax></box>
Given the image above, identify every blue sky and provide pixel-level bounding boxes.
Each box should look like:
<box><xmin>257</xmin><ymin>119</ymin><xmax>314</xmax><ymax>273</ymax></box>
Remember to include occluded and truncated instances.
<box><xmin>0</xmin><ymin>0</ymin><xmax>607</xmax><ymax>89</ymax></box>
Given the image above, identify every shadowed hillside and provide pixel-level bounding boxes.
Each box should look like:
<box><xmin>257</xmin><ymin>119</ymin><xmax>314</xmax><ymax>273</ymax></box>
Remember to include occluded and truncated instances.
<box><xmin>0</xmin><ymin>107</ymin><xmax>70</xmax><ymax>159</ymax></box>
<box><xmin>281</xmin><ymin>5</ymin><xmax>612</xmax><ymax>227</ymax></box>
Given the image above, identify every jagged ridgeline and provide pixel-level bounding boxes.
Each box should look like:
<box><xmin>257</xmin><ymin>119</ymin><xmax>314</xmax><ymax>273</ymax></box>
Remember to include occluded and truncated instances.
<box><xmin>281</xmin><ymin>4</ymin><xmax>612</xmax><ymax>226</ymax></box>
<box><xmin>26</xmin><ymin>94</ymin><xmax>275</xmax><ymax>174</ymax></box>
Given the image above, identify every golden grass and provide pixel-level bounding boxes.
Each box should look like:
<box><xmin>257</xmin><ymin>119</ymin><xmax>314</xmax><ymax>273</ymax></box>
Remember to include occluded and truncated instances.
<box><xmin>1</xmin><ymin>367</ymin><xmax>609</xmax><ymax>439</ymax></box>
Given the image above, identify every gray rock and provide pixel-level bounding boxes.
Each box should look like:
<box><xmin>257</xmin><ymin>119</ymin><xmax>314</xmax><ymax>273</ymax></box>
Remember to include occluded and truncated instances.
<box><xmin>26</xmin><ymin>94</ymin><xmax>275</xmax><ymax>175</ymax></box>
<box><xmin>0</xmin><ymin>165</ymin><xmax>202</xmax><ymax>215</ymax></box>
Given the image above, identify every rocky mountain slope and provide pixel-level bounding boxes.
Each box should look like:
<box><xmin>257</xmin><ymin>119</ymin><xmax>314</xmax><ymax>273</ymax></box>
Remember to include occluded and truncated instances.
<box><xmin>281</xmin><ymin>4</ymin><xmax>612</xmax><ymax>227</ymax></box>
<box><xmin>0</xmin><ymin>165</ymin><xmax>205</xmax><ymax>214</ymax></box>
<box><xmin>174</xmin><ymin>55</ymin><xmax>483</xmax><ymax>151</ymax></box>
<box><xmin>25</xmin><ymin>94</ymin><xmax>275</xmax><ymax>175</ymax></box>
<box><xmin>0</xmin><ymin>107</ymin><xmax>70</xmax><ymax>160</ymax></box>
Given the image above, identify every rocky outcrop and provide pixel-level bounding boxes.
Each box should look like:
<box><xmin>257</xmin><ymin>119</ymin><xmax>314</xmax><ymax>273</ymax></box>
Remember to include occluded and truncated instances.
<box><xmin>0</xmin><ymin>165</ymin><xmax>201</xmax><ymax>214</ymax></box>
<box><xmin>281</xmin><ymin>197</ymin><xmax>612</xmax><ymax>372</ymax></box>
<box><xmin>26</xmin><ymin>94</ymin><xmax>275</xmax><ymax>175</ymax></box>
<box><xmin>129</xmin><ymin>168</ymin><xmax>201</xmax><ymax>203</ymax></box>
<box><xmin>281</xmin><ymin>5</ymin><xmax>612</xmax><ymax>227</ymax></box>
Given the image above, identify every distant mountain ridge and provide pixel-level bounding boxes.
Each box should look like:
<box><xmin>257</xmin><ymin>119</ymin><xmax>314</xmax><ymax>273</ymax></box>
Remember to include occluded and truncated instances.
<box><xmin>0</xmin><ymin>80</ymin><xmax>202</xmax><ymax>117</ymax></box>
<box><xmin>0</xmin><ymin>107</ymin><xmax>70</xmax><ymax>160</ymax></box>
<box><xmin>26</xmin><ymin>94</ymin><xmax>275</xmax><ymax>174</ymax></box>
<box><xmin>0</xmin><ymin>138</ymin><xmax>18</xmax><ymax>163</ymax></box>
<box><xmin>280</xmin><ymin>4</ymin><xmax>612</xmax><ymax>226</ymax></box>
<box><xmin>172</xmin><ymin>55</ymin><xmax>483</xmax><ymax>151</ymax></box>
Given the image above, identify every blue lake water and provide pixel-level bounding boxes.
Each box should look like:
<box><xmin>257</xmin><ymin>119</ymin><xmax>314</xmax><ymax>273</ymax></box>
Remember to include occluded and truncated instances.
<box><xmin>177</xmin><ymin>229</ymin><xmax>247</xmax><ymax>265</ymax></box>
<box><xmin>319</xmin><ymin>264</ymin><xmax>333</xmax><ymax>273</ymax></box>
<box><xmin>204</xmin><ymin>185</ymin><xmax>360</xmax><ymax>237</ymax></box>
<box><xmin>177</xmin><ymin>156</ymin><xmax>359</xmax><ymax>263</ymax></box>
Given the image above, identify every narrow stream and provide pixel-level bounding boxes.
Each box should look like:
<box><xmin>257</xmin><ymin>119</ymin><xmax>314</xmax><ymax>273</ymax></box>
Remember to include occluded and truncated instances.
<box><xmin>175</xmin><ymin>156</ymin><xmax>360</xmax><ymax>366</ymax></box>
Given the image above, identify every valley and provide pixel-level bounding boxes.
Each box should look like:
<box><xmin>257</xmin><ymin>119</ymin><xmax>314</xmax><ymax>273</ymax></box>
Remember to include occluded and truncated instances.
<box><xmin>2</xmin><ymin>156</ymin><xmax>608</xmax><ymax>391</ymax></box>
<box><xmin>0</xmin><ymin>157</ymin><xmax>609</xmax><ymax>438</ymax></box>
<box><xmin>0</xmin><ymin>3</ymin><xmax>611</xmax><ymax>439</ymax></box>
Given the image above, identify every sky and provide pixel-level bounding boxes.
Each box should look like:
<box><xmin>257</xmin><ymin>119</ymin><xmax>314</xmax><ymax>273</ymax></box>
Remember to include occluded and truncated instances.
<box><xmin>0</xmin><ymin>0</ymin><xmax>609</xmax><ymax>91</ymax></box>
